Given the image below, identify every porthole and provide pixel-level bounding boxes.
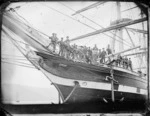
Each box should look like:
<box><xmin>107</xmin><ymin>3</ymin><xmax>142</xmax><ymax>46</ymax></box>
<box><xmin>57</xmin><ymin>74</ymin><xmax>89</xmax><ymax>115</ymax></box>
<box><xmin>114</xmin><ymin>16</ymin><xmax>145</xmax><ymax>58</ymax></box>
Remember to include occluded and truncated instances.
<box><xmin>82</xmin><ymin>82</ymin><xmax>87</xmax><ymax>86</ymax></box>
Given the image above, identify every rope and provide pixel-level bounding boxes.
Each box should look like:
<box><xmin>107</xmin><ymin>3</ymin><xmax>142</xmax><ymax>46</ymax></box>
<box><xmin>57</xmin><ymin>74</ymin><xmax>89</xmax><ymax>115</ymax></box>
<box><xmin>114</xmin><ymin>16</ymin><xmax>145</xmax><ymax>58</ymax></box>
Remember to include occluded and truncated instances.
<box><xmin>58</xmin><ymin>2</ymin><xmax>132</xmax><ymax>47</ymax></box>
<box><xmin>2</xmin><ymin>58</ymin><xmax>31</xmax><ymax>65</ymax></box>
<box><xmin>13</xmin><ymin>10</ymin><xmax>51</xmax><ymax>38</ymax></box>
<box><xmin>2</xmin><ymin>60</ymin><xmax>35</xmax><ymax>69</ymax></box>
<box><xmin>64</xmin><ymin>81</ymin><xmax>79</xmax><ymax>103</ymax></box>
<box><xmin>2</xmin><ymin>57</ymin><xmax>27</xmax><ymax>61</ymax></box>
<box><xmin>7</xmin><ymin>4</ymin><xmax>132</xmax><ymax>47</ymax></box>
<box><xmin>40</xmin><ymin>3</ymin><xmax>97</xmax><ymax>30</ymax></box>
<box><xmin>5</xmin><ymin>8</ymin><xmax>50</xmax><ymax>39</ymax></box>
<box><xmin>2</xmin><ymin>54</ymin><xmax>25</xmax><ymax>58</ymax></box>
<box><xmin>2</xmin><ymin>36</ymin><xmax>28</xmax><ymax>45</ymax></box>
<box><xmin>2</xmin><ymin>38</ymin><xmax>14</xmax><ymax>45</ymax></box>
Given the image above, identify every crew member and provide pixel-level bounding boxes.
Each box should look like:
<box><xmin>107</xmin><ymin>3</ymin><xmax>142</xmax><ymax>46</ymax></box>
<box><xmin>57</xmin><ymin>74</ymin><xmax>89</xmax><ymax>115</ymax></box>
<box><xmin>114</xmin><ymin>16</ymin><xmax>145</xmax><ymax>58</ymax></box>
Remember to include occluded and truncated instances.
<box><xmin>128</xmin><ymin>58</ymin><xmax>133</xmax><ymax>71</ymax></box>
<box><xmin>85</xmin><ymin>52</ymin><xmax>91</xmax><ymax>64</ymax></box>
<box><xmin>88</xmin><ymin>47</ymin><xmax>92</xmax><ymax>63</ymax></box>
<box><xmin>116</xmin><ymin>54</ymin><xmax>120</xmax><ymax>67</ymax></box>
<box><xmin>86</xmin><ymin>47</ymin><xmax>92</xmax><ymax>64</ymax></box>
<box><xmin>106</xmin><ymin>44</ymin><xmax>112</xmax><ymax>55</ymax></box>
<box><xmin>59</xmin><ymin>37</ymin><xmax>64</xmax><ymax>56</ymax></box>
<box><xmin>100</xmin><ymin>48</ymin><xmax>106</xmax><ymax>63</ymax></box>
<box><xmin>72</xmin><ymin>44</ymin><xmax>77</xmax><ymax>61</ymax></box>
<box><xmin>119</xmin><ymin>55</ymin><xmax>123</xmax><ymax>67</ymax></box>
<box><xmin>83</xmin><ymin>46</ymin><xmax>88</xmax><ymax>60</ymax></box>
<box><xmin>122</xmin><ymin>57</ymin><xmax>126</xmax><ymax>68</ymax></box>
<box><xmin>125</xmin><ymin>57</ymin><xmax>128</xmax><ymax>69</ymax></box>
<box><xmin>47</xmin><ymin>33</ymin><xmax>58</xmax><ymax>53</ymax></box>
<box><xmin>92</xmin><ymin>44</ymin><xmax>98</xmax><ymax>64</ymax></box>
<box><xmin>65</xmin><ymin>36</ymin><xmax>70</xmax><ymax>59</ymax></box>
<box><xmin>98</xmin><ymin>49</ymin><xmax>102</xmax><ymax>64</ymax></box>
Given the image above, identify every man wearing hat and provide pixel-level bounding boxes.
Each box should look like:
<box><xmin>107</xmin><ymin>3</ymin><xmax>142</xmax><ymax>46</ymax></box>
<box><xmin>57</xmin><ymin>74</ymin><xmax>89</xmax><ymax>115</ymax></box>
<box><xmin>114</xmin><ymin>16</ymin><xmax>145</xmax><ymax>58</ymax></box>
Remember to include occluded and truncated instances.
<box><xmin>46</xmin><ymin>33</ymin><xmax>58</xmax><ymax>53</ymax></box>
<box><xmin>65</xmin><ymin>36</ymin><xmax>71</xmax><ymax>59</ymax></box>
<box><xmin>128</xmin><ymin>58</ymin><xmax>133</xmax><ymax>71</ymax></box>
<box><xmin>59</xmin><ymin>37</ymin><xmax>65</xmax><ymax>56</ymax></box>
<box><xmin>100</xmin><ymin>48</ymin><xmax>106</xmax><ymax>63</ymax></box>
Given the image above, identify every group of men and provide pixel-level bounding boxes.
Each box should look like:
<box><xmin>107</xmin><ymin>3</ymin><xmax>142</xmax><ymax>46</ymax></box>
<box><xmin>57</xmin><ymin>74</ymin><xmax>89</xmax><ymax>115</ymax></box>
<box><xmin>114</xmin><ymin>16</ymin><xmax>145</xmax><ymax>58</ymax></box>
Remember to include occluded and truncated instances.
<box><xmin>46</xmin><ymin>33</ymin><xmax>132</xmax><ymax>71</ymax></box>
<box><xmin>114</xmin><ymin>55</ymin><xmax>133</xmax><ymax>71</ymax></box>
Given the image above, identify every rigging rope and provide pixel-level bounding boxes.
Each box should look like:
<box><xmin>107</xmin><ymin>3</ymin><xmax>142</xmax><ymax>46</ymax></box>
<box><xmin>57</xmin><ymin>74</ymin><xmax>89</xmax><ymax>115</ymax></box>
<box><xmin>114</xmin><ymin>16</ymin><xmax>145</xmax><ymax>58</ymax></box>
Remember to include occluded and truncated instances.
<box><xmin>3</xmin><ymin>13</ymin><xmax>52</xmax><ymax>55</ymax></box>
<box><xmin>7</xmin><ymin>4</ymin><xmax>132</xmax><ymax>47</ymax></box>
<box><xmin>2</xmin><ymin>38</ymin><xmax>14</xmax><ymax>45</ymax></box>
<box><xmin>2</xmin><ymin>54</ymin><xmax>25</xmax><ymax>58</ymax></box>
<box><xmin>2</xmin><ymin>57</ymin><xmax>27</xmax><ymax>61</ymax></box>
<box><xmin>2</xmin><ymin>58</ymin><xmax>33</xmax><ymax>66</ymax></box>
<box><xmin>13</xmin><ymin>10</ymin><xmax>51</xmax><ymax>38</ymax></box>
<box><xmin>5</xmin><ymin>8</ymin><xmax>50</xmax><ymax>39</ymax></box>
<box><xmin>128</xmin><ymin>2</ymin><xmax>147</xmax><ymax>68</ymax></box>
<box><xmin>40</xmin><ymin>3</ymin><xmax>132</xmax><ymax>47</ymax></box>
<box><xmin>2</xmin><ymin>60</ymin><xmax>35</xmax><ymax>69</ymax></box>
<box><xmin>2</xmin><ymin>36</ymin><xmax>28</xmax><ymax>46</ymax></box>
<box><xmin>40</xmin><ymin>3</ymin><xmax>98</xmax><ymax>30</ymax></box>
<box><xmin>3</xmin><ymin>26</ymin><xmax>28</xmax><ymax>58</ymax></box>
<box><xmin>58</xmin><ymin>2</ymin><xmax>132</xmax><ymax>47</ymax></box>
<box><xmin>2</xmin><ymin>26</ymin><xmax>46</xmax><ymax>70</ymax></box>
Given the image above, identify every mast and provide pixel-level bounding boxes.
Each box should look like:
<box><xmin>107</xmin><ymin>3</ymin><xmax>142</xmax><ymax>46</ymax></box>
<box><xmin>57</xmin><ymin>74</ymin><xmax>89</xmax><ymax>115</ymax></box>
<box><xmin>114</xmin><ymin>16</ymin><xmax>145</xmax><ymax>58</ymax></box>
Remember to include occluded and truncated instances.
<box><xmin>141</xmin><ymin>11</ymin><xmax>147</xmax><ymax>74</ymax></box>
<box><xmin>110</xmin><ymin>30</ymin><xmax>117</xmax><ymax>51</ymax></box>
<box><xmin>110</xmin><ymin>2</ymin><xmax>123</xmax><ymax>53</ymax></box>
<box><xmin>116</xmin><ymin>2</ymin><xmax>124</xmax><ymax>52</ymax></box>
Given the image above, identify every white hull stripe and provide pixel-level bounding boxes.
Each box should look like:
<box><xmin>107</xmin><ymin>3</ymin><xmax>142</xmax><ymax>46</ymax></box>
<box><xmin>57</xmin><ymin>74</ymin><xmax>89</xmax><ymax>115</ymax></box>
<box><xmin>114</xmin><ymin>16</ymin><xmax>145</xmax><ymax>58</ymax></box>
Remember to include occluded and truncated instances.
<box><xmin>39</xmin><ymin>66</ymin><xmax>147</xmax><ymax>95</ymax></box>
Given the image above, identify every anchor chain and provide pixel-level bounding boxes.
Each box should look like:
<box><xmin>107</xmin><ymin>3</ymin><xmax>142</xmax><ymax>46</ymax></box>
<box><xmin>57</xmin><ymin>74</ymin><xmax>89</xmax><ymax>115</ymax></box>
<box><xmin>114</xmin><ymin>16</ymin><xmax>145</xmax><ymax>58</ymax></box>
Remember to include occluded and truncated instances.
<box><xmin>106</xmin><ymin>65</ymin><xmax>118</xmax><ymax>102</ymax></box>
<box><xmin>64</xmin><ymin>81</ymin><xmax>79</xmax><ymax>103</ymax></box>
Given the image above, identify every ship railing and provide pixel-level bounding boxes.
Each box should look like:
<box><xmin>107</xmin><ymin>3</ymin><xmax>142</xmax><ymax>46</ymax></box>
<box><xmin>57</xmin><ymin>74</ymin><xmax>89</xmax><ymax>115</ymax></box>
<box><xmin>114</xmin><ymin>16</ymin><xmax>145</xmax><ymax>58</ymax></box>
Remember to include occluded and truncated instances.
<box><xmin>45</xmin><ymin>41</ymin><xmax>136</xmax><ymax>73</ymax></box>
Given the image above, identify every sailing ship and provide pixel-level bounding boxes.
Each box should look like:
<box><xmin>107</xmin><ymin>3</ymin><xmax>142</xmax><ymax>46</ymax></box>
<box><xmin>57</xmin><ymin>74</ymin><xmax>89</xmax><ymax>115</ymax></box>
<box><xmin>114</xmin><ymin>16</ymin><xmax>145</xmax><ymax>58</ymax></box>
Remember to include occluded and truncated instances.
<box><xmin>2</xmin><ymin>1</ymin><xmax>148</xmax><ymax>110</ymax></box>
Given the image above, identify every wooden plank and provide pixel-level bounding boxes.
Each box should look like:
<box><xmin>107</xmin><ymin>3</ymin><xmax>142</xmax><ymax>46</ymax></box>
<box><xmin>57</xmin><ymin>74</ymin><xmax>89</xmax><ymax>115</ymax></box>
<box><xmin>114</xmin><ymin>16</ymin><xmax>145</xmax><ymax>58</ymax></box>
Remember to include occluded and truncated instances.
<box><xmin>122</xmin><ymin>6</ymin><xmax>138</xmax><ymax>12</ymax></box>
<box><xmin>70</xmin><ymin>17</ymin><xmax>147</xmax><ymax>42</ymax></box>
<box><xmin>123</xmin><ymin>51</ymin><xmax>147</xmax><ymax>57</ymax></box>
<box><xmin>106</xmin><ymin>46</ymin><xmax>141</xmax><ymax>58</ymax></box>
<box><xmin>125</xmin><ymin>28</ymin><xmax>136</xmax><ymax>47</ymax></box>
<box><xmin>126</xmin><ymin>27</ymin><xmax>147</xmax><ymax>34</ymax></box>
<box><xmin>72</xmin><ymin>2</ymin><xmax>106</xmax><ymax>15</ymax></box>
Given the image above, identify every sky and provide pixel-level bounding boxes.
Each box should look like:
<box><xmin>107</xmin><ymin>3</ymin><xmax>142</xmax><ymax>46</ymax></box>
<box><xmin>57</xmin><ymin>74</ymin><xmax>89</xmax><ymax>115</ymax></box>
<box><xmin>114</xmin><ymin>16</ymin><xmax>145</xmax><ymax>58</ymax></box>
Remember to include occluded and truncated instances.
<box><xmin>1</xmin><ymin>1</ymin><xmax>147</xmax><ymax>104</ymax></box>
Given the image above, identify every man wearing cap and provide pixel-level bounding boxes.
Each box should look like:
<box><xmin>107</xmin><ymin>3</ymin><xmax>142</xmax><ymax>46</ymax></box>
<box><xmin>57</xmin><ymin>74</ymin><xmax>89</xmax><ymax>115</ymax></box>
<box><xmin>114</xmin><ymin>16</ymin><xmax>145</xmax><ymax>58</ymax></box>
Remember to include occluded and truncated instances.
<box><xmin>64</xmin><ymin>36</ymin><xmax>70</xmax><ymax>59</ymax></box>
<box><xmin>106</xmin><ymin>44</ymin><xmax>112</xmax><ymax>63</ymax></box>
<box><xmin>106</xmin><ymin>44</ymin><xmax>112</xmax><ymax>55</ymax></box>
<box><xmin>100</xmin><ymin>48</ymin><xmax>106</xmax><ymax>63</ymax></box>
<box><xmin>92</xmin><ymin>44</ymin><xmax>98</xmax><ymax>64</ymax></box>
<box><xmin>128</xmin><ymin>58</ymin><xmax>133</xmax><ymax>71</ymax></box>
<box><xmin>59</xmin><ymin>37</ymin><xmax>64</xmax><ymax>56</ymax></box>
<box><xmin>98</xmin><ymin>49</ymin><xmax>102</xmax><ymax>64</ymax></box>
<box><xmin>46</xmin><ymin>33</ymin><xmax>58</xmax><ymax>53</ymax></box>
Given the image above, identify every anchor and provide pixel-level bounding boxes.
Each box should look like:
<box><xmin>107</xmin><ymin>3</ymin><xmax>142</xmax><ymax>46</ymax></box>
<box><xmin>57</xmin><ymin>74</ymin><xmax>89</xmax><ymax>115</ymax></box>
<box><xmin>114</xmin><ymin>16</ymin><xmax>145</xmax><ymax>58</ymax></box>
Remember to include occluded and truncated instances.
<box><xmin>106</xmin><ymin>65</ymin><xmax>118</xmax><ymax>102</ymax></box>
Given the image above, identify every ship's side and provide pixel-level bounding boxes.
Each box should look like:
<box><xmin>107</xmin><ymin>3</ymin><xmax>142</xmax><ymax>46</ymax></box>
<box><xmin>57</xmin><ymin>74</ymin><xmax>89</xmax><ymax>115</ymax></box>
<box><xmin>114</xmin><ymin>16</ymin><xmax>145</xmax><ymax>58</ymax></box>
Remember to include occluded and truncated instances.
<box><xmin>36</xmin><ymin>52</ymin><xmax>147</xmax><ymax>105</ymax></box>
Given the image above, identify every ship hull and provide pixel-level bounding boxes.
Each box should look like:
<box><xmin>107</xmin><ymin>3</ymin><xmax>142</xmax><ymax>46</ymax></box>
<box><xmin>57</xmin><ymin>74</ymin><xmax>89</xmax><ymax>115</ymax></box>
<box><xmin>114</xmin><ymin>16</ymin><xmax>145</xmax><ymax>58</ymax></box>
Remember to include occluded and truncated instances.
<box><xmin>35</xmin><ymin>52</ymin><xmax>147</xmax><ymax>105</ymax></box>
<box><xmin>56</xmin><ymin>84</ymin><xmax>146</xmax><ymax>104</ymax></box>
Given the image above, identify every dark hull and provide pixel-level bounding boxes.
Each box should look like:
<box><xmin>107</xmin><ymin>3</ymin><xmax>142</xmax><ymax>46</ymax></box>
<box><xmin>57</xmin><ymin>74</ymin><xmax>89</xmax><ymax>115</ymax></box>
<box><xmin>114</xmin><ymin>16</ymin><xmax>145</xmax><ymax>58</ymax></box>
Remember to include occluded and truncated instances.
<box><xmin>57</xmin><ymin>84</ymin><xmax>146</xmax><ymax>104</ymax></box>
<box><xmin>36</xmin><ymin>52</ymin><xmax>147</xmax><ymax>105</ymax></box>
